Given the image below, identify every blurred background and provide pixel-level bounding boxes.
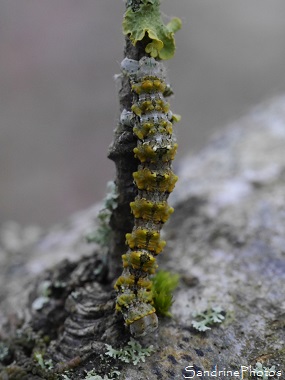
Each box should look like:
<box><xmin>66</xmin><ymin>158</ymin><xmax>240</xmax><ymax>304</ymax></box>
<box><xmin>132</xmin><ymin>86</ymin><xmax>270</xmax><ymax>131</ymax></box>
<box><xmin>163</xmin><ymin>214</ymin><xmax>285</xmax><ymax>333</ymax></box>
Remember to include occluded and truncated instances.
<box><xmin>1</xmin><ymin>0</ymin><xmax>285</xmax><ymax>228</ymax></box>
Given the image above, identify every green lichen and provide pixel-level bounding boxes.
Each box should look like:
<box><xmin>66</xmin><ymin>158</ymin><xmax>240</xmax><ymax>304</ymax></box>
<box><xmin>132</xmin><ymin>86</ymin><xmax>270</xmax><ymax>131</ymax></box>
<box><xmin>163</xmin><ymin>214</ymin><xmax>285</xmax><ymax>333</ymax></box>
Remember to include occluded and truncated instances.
<box><xmin>105</xmin><ymin>338</ymin><xmax>155</xmax><ymax>366</ymax></box>
<box><xmin>83</xmin><ymin>368</ymin><xmax>120</xmax><ymax>380</ymax></box>
<box><xmin>250</xmin><ymin>362</ymin><xmax>278</xmax><ymax>380</ymax></box>
<box><xmin>192</xmin><ymin>306</ymin><xmax>225</xmax><ymax>332</ymax></box>
<box><xmin>152</xmin><ymin>270</ymin><xmax>180</xmax><ymax>317</ymax></box>
<box><xmin>31</xmin><ymin>280</ymin><xmax>52</xmax><ymax>311</ymax></box>
<box><xmin>86</xmin><ymin>181</ymin><xmax>118</xmax><ymax>247</ymax></box>
<box><xmin>123</xmin><ymin>0</ymin><xmax>181</xmax><ymax>60</ymax></box>
<box><xmin>0</xmin><ymin>342</ymin><xmax>9</xmax><ymax>362</ymax></box>
<box><xmin>34</xmin><ymin>351</ymin><xmax>54</xmax><ymax>371</ymax></box>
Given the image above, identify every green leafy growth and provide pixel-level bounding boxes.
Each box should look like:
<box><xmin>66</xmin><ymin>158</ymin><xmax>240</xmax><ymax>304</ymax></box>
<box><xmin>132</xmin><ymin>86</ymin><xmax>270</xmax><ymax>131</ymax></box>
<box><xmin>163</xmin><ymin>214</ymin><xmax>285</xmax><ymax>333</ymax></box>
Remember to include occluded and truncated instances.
<box><xmin>83</xmin><ymin>369</ymin><xmax>120</xmax><ymax>380</ymax></box>
<box><xmin>123</xmin><ymin>0</ymin><xmax>182</xmax><ymax>60</ymax></box>
<box><xmin>86</xmin><ymin>181</ymin><xmax>118</xmax><ymax>247</ymax></box>
<box><xmin>0</xmin><ymin>342</ymin><xmax>9</xmax><ymax>361</ymax></box>
<box><xmin>250</xmin><ymin>362</ymin><xmax>276</xmax><ymax>380</ymax></box>
<box><xmin>192</xmin><ymin>307</ymin><xmax>225</xmax><ymax>332</ymax></box>
<box><xmin>31</xmin><ymin>280</ymin><xmax>52</xmax><ymax>311</ymax></box>
<box><xmin>33</xmin><ymin>352</ymin><xmax>54</xmax><ymax>371</ymax></box>
<box><xmin>152</xmin><ymin>270</ymin><xmax>179</xmax><ymax>317</ymax></box>
<box><xmin>105</xmin><ymin>338</ymin><xmax>155</xmax><ymax>366</ymax></box>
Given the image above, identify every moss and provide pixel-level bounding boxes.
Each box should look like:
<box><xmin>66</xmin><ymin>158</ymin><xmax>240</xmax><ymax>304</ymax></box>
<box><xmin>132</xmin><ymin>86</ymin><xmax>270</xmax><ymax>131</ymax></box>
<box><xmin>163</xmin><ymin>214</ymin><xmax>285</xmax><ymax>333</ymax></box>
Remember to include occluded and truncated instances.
<box><xmin>152</xmin><ymin>270</ymin><xmax>179</xmax><ymax>317</ymax></box>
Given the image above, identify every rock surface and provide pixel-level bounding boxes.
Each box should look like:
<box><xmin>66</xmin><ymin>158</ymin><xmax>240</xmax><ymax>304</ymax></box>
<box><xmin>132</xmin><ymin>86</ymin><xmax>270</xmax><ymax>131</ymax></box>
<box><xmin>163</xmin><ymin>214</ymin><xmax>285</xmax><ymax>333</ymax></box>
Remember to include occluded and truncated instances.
<box><xmin>1</xmin><ymin>97</ymin><xmax>285</xmax><ymax>379</ymax></box>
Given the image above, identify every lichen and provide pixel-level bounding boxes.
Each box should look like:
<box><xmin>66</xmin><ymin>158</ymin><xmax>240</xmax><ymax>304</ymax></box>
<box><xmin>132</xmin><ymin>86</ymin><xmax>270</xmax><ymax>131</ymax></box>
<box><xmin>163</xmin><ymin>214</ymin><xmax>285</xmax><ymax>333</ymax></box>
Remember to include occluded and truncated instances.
<box><xmin>250</xmin><ymin>362</ymin><xmax>279</xmax><ymax>380</ymax></box>
<box><xmin>83</xmin><ymin>368</ymin><xmax>121</xmax><ymax>380</ymax></box>
<box><xmin>123</xmin><ymin>0</ymin><xmax>181</xmax><ymax>60</ymax></box>
<box><xmin>192</xmin><ymin>307</ymin><xmax>225</xmax><ymax>332</ymax></box>
<box><xmin>86</xmin><ymin>181</ymin><xmax>118</xmax><ymax>247</ymax></box>
<box><xmin>33</xmin><ymin>352</ymin><xmax>54</xmax><ymax>371</ymax></box>
<box><xmin>105</xmin><ymin>338</ymin><xmax>155</xmax><ymax>366</ymax></box>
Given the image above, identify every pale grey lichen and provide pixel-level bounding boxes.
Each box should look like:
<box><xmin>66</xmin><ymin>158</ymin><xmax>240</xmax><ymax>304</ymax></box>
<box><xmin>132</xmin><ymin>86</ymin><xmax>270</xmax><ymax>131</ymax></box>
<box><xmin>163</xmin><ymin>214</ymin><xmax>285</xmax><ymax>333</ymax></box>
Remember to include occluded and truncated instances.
<box><xmin>250</xmin><ymin>362</ymin><xmax>278</xmax><ymax>380</ymax></box>
<box><xmin>83</xmin><ymin>368</ymin><xmax>120</xmax><ymax>380</ymax></box>
<box><xmin>31</xmin><ymin>280</ymin><xmax>52</xmax><ymax>311</ymax></box>
<box><xmin>33</xmin><ymin>352</ymin><xmax>54</xmax><ymax>370</ymax></box>
<box><xmin>0</xmin><ymin>342</ymin><xmax>9</xmax><ymax>362</ymax></box>
<box><xmin>105</xmin><ymin>338</ymin><xmax>155</xmax><ymax>366</ymax></box>
<box><xmin>86</xmin><ymin>181</ymin><xmax>118</xmax><ymax>248</ymax></box>
<box><xmin>192</xmin><ymin>306</ymin><xmax>225</xmax><ymax>332</ymax></box>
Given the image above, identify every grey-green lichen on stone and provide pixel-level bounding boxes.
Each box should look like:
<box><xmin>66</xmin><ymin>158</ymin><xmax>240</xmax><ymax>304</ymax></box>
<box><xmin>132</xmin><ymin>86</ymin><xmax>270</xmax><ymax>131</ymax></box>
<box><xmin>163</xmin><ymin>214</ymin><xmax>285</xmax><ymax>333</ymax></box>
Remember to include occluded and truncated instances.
<box><xmin>105</xmin><ymin>338</ymin><xmax>155</xmax><ymax>365</ymax></box>
<box><xmin>85</xmin><ymin>181</ymin><xmax>118</xmax><ymax>248</ymax></box>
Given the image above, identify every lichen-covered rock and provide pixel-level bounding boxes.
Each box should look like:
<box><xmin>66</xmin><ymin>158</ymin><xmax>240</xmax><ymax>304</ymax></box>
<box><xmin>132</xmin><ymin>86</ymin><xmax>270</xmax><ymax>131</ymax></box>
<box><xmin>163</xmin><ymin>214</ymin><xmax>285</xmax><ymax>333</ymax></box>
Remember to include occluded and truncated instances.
<box><xmin>1</xmin><ymin>97</ymin><xmax>285</xmax><ymax>379</ymax></box>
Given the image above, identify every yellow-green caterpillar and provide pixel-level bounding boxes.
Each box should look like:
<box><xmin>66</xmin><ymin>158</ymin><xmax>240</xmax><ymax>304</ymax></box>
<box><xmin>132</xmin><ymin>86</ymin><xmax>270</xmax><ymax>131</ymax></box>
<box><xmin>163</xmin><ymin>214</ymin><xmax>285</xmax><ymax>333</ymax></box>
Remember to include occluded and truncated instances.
<box><xmin>114</xmin><ymin>56</ymin><xmax>179</xmax><ymax>337</ymax></box>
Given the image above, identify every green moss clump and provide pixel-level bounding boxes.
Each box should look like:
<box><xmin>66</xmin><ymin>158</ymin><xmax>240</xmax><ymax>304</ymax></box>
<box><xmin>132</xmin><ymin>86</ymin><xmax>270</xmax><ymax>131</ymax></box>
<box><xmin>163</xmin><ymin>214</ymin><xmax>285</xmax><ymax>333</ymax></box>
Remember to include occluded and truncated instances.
<box><xmin>152</xmin><ymin>270</ymin><xmax>179</xmax><ymax>317</ymax></box>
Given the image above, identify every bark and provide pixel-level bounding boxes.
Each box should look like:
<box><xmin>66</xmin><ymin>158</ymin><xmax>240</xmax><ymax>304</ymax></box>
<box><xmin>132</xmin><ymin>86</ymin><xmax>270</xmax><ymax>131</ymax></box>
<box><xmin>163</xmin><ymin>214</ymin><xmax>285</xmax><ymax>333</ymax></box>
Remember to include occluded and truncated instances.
<box><xmin>107</xmin><ymin>3</ymin><xmax>150</xmax><ymax>280</ymax></box>
<box><xmin>1</xmin><ymin>97</ymin><xmax>285</xmax><ymax>379</ymax></box>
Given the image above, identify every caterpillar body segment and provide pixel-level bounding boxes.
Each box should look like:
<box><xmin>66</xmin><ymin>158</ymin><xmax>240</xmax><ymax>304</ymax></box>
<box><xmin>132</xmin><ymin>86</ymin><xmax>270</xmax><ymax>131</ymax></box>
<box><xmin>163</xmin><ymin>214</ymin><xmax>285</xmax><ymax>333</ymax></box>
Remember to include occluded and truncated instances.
<box><xmin>115</xmin><ymin>56</ymin><xmax>178</xmax><ymax>337</ymax></box>
<box><xmin>133</xmin><ymin>167</ymin><xmax>178</xmax><ymax>193</ymax></box>
<box><xmin>122</xmin><ymin>250</ymin><xmax>158</xmax><ymax>273</ymax></box>
<box><xmin>134</xmin><ymin>140</ymin><xmax>178</xmax><ymax>163</ymax></box>
<box><xmin>126</xmin><ymin>228</ymin><xmax>166</xmax><ymax>254</ymax></box>
<box><xmin>130</xmin><ymin>198</ymin><xmax>174</xmax><ymax>223</ymax></box>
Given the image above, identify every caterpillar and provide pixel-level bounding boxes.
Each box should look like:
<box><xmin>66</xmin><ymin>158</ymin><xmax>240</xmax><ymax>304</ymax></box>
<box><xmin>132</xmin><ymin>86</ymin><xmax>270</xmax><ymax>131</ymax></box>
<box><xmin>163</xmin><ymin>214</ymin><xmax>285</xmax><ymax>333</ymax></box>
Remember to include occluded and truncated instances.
<box><xmin>114</xmin><ymin>56</ymin><xmax>179</xmax><ymax>337</ymax></box>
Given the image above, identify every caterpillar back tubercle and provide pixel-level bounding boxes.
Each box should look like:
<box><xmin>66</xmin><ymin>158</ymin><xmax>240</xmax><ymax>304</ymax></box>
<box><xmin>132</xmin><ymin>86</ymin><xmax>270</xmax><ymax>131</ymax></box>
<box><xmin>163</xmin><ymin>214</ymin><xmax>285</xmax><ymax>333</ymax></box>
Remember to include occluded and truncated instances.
<box><xmin>115</xmin><ymin>56</ymin><xmax>179</xmax><ymax>337</ymax></box>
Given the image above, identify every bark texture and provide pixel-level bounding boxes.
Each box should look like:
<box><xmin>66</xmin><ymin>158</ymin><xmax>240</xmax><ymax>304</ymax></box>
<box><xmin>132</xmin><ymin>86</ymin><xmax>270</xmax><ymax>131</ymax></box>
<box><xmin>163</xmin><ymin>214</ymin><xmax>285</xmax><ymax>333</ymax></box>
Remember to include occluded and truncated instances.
<box><xmin>1</xmin><ymin>97</ymin><xmax>285</xmax><ymax>379</ymax></box>
<box><xmin>108</xmin><ymin>32</ymin><xmax>149</xmax><ymax>281</ymax></box>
